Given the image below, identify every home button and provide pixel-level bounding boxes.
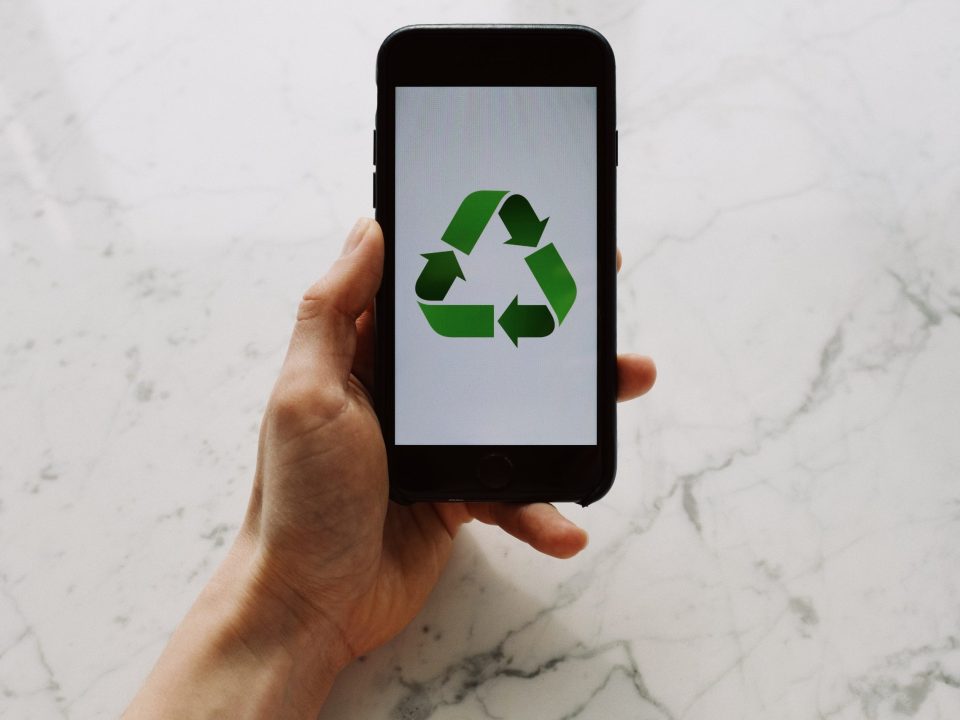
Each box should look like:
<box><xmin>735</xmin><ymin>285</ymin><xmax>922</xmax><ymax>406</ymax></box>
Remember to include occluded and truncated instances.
<box><xmin>477</xmin><ymin>453</ymin><xmax>513</xmax><ymax>489</ymax></box>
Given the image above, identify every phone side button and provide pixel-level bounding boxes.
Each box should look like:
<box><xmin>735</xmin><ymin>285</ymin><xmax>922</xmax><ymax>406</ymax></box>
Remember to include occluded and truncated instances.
<box><xmin>477</xmin><ymin>453</ymin><xmax>513</xmax><ymax>489</ymax></box>
<box><xmin>372</xmin><ymin>172</ymin><xmax>377</xmax><ymax>208</ymax></box>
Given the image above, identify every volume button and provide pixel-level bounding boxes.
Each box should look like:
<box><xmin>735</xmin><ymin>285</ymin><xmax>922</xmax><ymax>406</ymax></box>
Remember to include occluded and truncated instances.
<box><xmin>373</xmin><ymin>129</ymin><xmax>377</xmax><ymax>165</ymax></box>
<box><xmin>372</xmin><ymin>172</ymin><xmax>377</xmax><ymax>208</ymax></box>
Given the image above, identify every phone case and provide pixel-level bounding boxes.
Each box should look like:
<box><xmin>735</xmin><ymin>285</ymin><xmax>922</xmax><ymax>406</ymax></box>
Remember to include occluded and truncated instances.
<box><xmin>375</xmin><ymin>25</ymin><xmax>618</xmax><ymax>506</ymax></box>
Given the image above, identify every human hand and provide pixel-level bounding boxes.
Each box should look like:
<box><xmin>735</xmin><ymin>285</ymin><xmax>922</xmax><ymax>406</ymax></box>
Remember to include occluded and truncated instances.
<box><xmin>125</xmin><ymin>218</ymin><xmax>655</xmax><ymax>719</ymax></box>
<box><xmin>246</xmin><ymin>218</ymin><xmax>655</xmax><ymax>660</ymax></box>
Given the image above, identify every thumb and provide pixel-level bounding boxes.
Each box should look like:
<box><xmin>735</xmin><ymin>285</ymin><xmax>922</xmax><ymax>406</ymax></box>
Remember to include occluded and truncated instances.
<box><xmin>283</xmin><ymin>218</ymin><xmax>383</xmax><ymax>391</ymax></box>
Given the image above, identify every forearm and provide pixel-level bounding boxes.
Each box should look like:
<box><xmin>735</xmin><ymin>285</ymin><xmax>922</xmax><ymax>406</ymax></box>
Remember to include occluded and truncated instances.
<box><xmin>124</xmin><ymin>532</ymin><xmax>351</xmax><ymax>719</ymax></box>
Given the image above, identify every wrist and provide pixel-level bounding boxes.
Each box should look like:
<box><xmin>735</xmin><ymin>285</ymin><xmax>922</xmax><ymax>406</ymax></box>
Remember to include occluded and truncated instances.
<box><xmin>125</xmin><ymin>531</ymin><xmax>352</xmax><ymax>719</ymax></box>
<box><xmin>212</xmin><ymin>531</ymin><xmax>354</xmax><ymax>710</ymax></box>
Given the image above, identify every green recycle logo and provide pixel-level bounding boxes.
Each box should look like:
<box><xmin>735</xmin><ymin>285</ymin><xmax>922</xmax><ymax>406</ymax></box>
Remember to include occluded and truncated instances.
<box><xmin>415</xmin><ymin>190</ymin><xmax>577</xmax><ymax>346</ymax></box>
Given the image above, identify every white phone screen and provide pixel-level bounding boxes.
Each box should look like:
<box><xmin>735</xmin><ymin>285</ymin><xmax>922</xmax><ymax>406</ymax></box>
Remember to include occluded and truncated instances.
<box><xmin>394</xmin><ymin>86</ymin><xmax>597</xmax><ymax>445</ymax></box>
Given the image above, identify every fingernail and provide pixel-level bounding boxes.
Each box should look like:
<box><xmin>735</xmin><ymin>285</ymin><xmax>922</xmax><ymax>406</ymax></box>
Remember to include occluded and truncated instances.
<box><xmin>342</xmin><ymin>218</ymin><xmax>371</xmax><ymax>256</ymax></box>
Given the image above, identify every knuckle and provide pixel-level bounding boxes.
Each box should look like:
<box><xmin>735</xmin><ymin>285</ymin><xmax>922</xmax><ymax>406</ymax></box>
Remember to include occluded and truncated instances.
<box><xmin>297</xmin><ymin>281</ymin><xmax>332</xmax><ymax>323</ymax></box>
<box><xmin>297</xmin><ymin>277</ymin><xmax>354</xmax><ymax>328</ymax></box>
<box><xmin>267</xmin><ymin>377</ymin><xmax>349</xmax><ymax>433</ymax></box>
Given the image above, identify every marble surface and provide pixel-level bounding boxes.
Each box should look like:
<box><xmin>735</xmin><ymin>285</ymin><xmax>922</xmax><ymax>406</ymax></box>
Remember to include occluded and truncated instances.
<box><xmin>2</xmin><ymin>0</ymin><xmax>959</xmax><ymax>717</ymax></box>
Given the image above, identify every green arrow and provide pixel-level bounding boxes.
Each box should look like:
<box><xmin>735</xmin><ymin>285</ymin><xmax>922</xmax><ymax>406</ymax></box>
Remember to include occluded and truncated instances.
<box><xmin>415</xmin><ymin>251</ymin><xmax>464</xmax><ymax>301</ymax></box>
<box><xmin>525</xmin><ymin>243</ymin><xmax>577</xmax><ymax>324</ymax></box>
<box><xmin>497</xmin><ymin>296</ymin><xmax>555</xmax><ymax>346</ymax></box>
<box><xmin>419</xmin><ymin>303</ymin><xmax>494</xmax><ymax>337</ymax></box>
<box><xmin>442</xmin><ymin>190</ymin><xmax>508</xmax><ymax>255</ymax></box>
<box><xmin>499</xmin><ymin>194</ymin><xmax>549</xmax><ymax>247</ymax></box>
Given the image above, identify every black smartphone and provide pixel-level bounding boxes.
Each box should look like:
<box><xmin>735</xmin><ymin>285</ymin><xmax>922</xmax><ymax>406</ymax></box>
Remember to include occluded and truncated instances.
<box><xmin>374</xmin><ymin>25</ymin><xmax>617</xmax><ymax>505</ymax></box>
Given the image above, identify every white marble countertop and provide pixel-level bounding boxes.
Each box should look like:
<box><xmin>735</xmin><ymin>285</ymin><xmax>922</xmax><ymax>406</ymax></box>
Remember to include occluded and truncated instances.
<box><xmin>2</xmin><ymin>1</ymin><xmax>959</xmax><ymax>718</ymax></box>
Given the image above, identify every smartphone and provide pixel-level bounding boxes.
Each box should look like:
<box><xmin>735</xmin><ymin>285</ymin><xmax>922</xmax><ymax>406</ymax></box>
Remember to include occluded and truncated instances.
<box><xmin>374</xmin><ymin>25</ymin><xmax>617</xmax><ymax>505</ymax></box>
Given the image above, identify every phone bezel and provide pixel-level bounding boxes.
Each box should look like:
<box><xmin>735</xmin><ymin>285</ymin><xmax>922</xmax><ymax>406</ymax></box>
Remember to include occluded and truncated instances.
<box><xmin>375</xmin><ymin>25</ymin><xmax>617</xmax><ymax>505</ymax></box>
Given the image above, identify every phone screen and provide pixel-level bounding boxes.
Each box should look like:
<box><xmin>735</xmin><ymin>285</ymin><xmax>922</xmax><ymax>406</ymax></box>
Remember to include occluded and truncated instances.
<box><xmin>394</xmin><ymin>86</ymin><xmax>597</xmax><ymax>446</ymax></box>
